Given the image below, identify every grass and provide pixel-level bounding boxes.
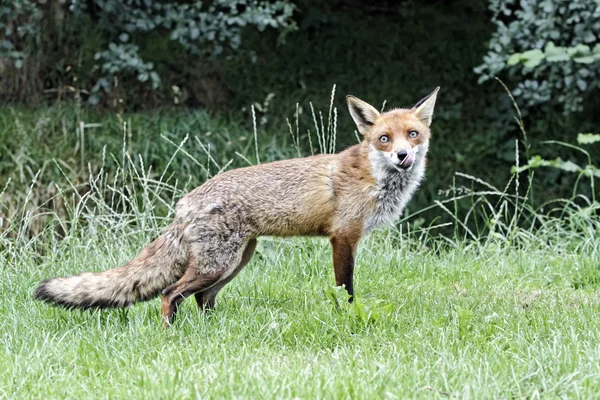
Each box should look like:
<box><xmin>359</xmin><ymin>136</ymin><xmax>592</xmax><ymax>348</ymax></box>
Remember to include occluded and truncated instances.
<box><xmin>1</xmin><ymin>91</ymin><xmax>599</xmax><ymax>398</ymax></box>
<box><xmin>2</xmin><ymin>230</ymin><xmax>600</xmax><ymax>398</ymax></box>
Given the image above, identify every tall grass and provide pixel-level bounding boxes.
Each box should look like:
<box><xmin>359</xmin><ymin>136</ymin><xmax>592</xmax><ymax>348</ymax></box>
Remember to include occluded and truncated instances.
<box><xmin>1</xmin><ymin>87</ymin><xmax>598</xmax><ymax>254</ymax></box>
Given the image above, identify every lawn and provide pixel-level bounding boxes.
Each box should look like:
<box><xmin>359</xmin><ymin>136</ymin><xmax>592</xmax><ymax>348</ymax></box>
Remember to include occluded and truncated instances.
<box><xmin>2</xmin><ymin>230</ymin><xmax>600</xmax><ymax>398</ymax></box>
<box><xmin>1</xmin><ymin>105</ymin><xmax>599</xmax><ymax>398</ymax></box>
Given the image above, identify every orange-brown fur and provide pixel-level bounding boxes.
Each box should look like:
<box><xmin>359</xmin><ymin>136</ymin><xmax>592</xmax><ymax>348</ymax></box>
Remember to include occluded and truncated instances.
<box><xmin>34</xmin><ymin>88</ymin><xmax>439</xmax><ymax>327</ymax></box>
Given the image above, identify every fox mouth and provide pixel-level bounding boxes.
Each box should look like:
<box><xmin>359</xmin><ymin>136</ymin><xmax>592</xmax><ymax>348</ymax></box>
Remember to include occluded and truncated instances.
<box><xmin>392</xmin><ymin>163</ymin><xmax>412</xmax><ymax>171</ymax></box>
<box><xmin>368</xmin><ymin>144</ymin><xmax>420</xmax><ymax>177</ymax></box>
<box><xmin>391</xmin><ymin>149</ymin><xmax>415</xmax><ymax>171</ymax></box>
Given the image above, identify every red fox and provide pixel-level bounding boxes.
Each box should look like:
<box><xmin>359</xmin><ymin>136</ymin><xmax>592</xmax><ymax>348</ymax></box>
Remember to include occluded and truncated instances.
<box><xmin>35</xmin><ymin>88</ymin><xmax>439</xmax><ymax>326</ymax></box>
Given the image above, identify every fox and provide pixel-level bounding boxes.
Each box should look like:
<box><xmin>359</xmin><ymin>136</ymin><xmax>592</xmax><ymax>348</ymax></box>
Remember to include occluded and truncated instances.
<box><xmin>35</xmin><ymin>87</ymin><xmax>439</xmax><ymax>327</ymax></box>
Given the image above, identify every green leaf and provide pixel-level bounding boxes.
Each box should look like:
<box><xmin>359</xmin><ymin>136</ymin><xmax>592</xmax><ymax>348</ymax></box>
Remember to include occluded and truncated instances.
<box><xmin>521</xmin><ymin>49</ymin><xmax>544</xmax><ymax>68</ymax></box>
<box><xmin>568</xmin><ymin>44</ymin><xmax>591</xmax><ymax>56</ymax></box>
<box><xmin>577</xmin><ymin>133</ymin><xmax>600</xmax><ymax>145</ymax></box>
<box><xmin>555</xmin><ymin>159</ymin><xmax>581</xmax><ymax>173</ymax></box>
<box><xmin>573</xmin><ymin>55</ymin><xmax>597</xmax><ymax>64</ymax></box>
<box><xmin>514</xmin><ymin>155</ymin><xmax>586</xmax><ymax>175</ymax></box>
<box><xmin>528</xmin><ymin>155</ymin><xmax>553</xmax><ymax>168</ymax></box>
<box><xmin>582</xmin><ymin>166</ymin><xmax>600</xmax><ymax>178</ymax></box>
<box><xmin>577</xmin><ymin>79</ymin><xmax>588</xmax><ymax>91</ymax></box>
<box><xmin>544</xmin><ymin>42</ymin><xmax>570</xmax><ymax>62</ymax></box>
<box><xmin>506</xmin><ymin>53</ymin><xmax>522</xmax><ymax>66</ymax></box>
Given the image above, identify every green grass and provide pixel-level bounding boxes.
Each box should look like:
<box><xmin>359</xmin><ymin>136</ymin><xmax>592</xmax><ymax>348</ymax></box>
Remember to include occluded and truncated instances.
<box><xmin>1</xmin><ymin>95</ymin><xmax>599</xmax><ymax>398</ymax></box>
<box><xmin>2</xmin><ymin>230</ymin><xmax>600</xmax><ymax>398</ymax></box>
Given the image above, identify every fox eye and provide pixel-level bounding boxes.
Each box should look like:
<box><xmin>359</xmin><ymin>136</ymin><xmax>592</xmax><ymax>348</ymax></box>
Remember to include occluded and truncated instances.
<box><xmin>408</xmin><ymin>130</ymin><xmax>419</xmax><ymax>138</ymax></box>
<box><xmin>379</xmin><ymin>135</ymin><xmax>390</xmax><ymax>143</ymax></box>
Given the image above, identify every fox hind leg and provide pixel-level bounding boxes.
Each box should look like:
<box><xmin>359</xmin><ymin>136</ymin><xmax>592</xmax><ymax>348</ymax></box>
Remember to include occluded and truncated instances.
<box><xmin>161</xmin><ymin>265</ymin><xmax>221</xmax><ymax>327</ymax></box>
<box><xmin>160</xmin><ymin>237</ymin><xmax>251</xmax><ymax>327</ymax></box>
<box><xmin>194</xmin><ymin>238</ymin><xmax>257</xmax><ymax>311</ymax></box>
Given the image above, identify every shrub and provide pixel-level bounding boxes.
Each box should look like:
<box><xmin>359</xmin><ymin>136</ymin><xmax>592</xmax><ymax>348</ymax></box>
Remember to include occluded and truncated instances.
<box><xmin>0</xmin><ymin>0</ymin><xmax>296</xmax><ymax>106</ymax></box>
<box><xmin>475</xmin><ymin>0</ymin><xmax>600</xmax><ymax>113</ymax></box>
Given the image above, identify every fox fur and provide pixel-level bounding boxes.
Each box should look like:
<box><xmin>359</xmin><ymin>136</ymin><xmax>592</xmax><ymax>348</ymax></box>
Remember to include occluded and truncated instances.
<box><xmin>35</xmin><ymin>87</ymin><xmax>439</xmax><ymax>326</ymax></box>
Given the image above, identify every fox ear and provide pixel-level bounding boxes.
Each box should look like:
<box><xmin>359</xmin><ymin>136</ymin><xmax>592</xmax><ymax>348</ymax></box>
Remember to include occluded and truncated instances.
<box><xmin>412</xmin><ymin>87</ymin><xmax>440</xmax><ymax>127</ymax></box>
<box><xmin>346</xmin><ymin>95</ymin><xmax>380</xmax><ymax>135</ymax></box>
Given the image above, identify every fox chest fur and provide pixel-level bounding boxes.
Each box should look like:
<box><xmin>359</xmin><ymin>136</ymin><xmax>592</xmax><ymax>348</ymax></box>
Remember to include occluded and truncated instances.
<box><xmin>363</xmin><ymin>153</ymin><xmax>426</xmax><ymax>232</ymax></box>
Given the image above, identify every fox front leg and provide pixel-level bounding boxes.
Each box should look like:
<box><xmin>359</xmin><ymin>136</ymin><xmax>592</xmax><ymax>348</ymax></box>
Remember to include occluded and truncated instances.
<box><xmin>330</xmin><ymin>234</ymin><xmax>360</xmax><ymax>302</ymax></box>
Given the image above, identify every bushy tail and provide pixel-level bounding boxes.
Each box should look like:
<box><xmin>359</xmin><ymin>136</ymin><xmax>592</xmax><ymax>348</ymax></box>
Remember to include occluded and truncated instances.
<box><xmin>34</xmin><ymin>227</ymin><xmax>188</xmax><ymax>309</ymax></box>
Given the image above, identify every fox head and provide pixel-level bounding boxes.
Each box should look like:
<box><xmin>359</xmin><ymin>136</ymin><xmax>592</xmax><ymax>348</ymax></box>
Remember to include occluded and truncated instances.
<box><xmin>346</xmin><ymin>87</ymin><xmax>439</xmax><ymax>175</ymax></box>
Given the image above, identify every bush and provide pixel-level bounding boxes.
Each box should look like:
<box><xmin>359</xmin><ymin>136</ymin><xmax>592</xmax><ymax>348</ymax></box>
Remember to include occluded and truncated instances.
<box><xmin>475</xmin><ymin>0</ymin><xmax>600</xmax><ymax>113</ymax></box>
<box><xmin>0</xmin><ymin>0</ymin><xmax>296</xmax><ymax>106</ymax></box>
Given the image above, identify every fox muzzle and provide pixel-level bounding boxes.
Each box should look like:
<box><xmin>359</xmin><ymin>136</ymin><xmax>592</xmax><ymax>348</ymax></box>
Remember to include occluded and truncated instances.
<box><xmin>391</xmin><ymin>148</ymin><xmax>415</xmax><ymax>169</ymax></box>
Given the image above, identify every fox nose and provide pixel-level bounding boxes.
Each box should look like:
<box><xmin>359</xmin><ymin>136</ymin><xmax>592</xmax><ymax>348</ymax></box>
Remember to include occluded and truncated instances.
<box><xmin>394</xmin><ymin>148</ymin><xmax>415</xmax><ymax>169</ymax></box>
<box><xmin>396</xmin><ymin>150</ymin><xmax>409</xmax><ymax>163</ymax></box>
